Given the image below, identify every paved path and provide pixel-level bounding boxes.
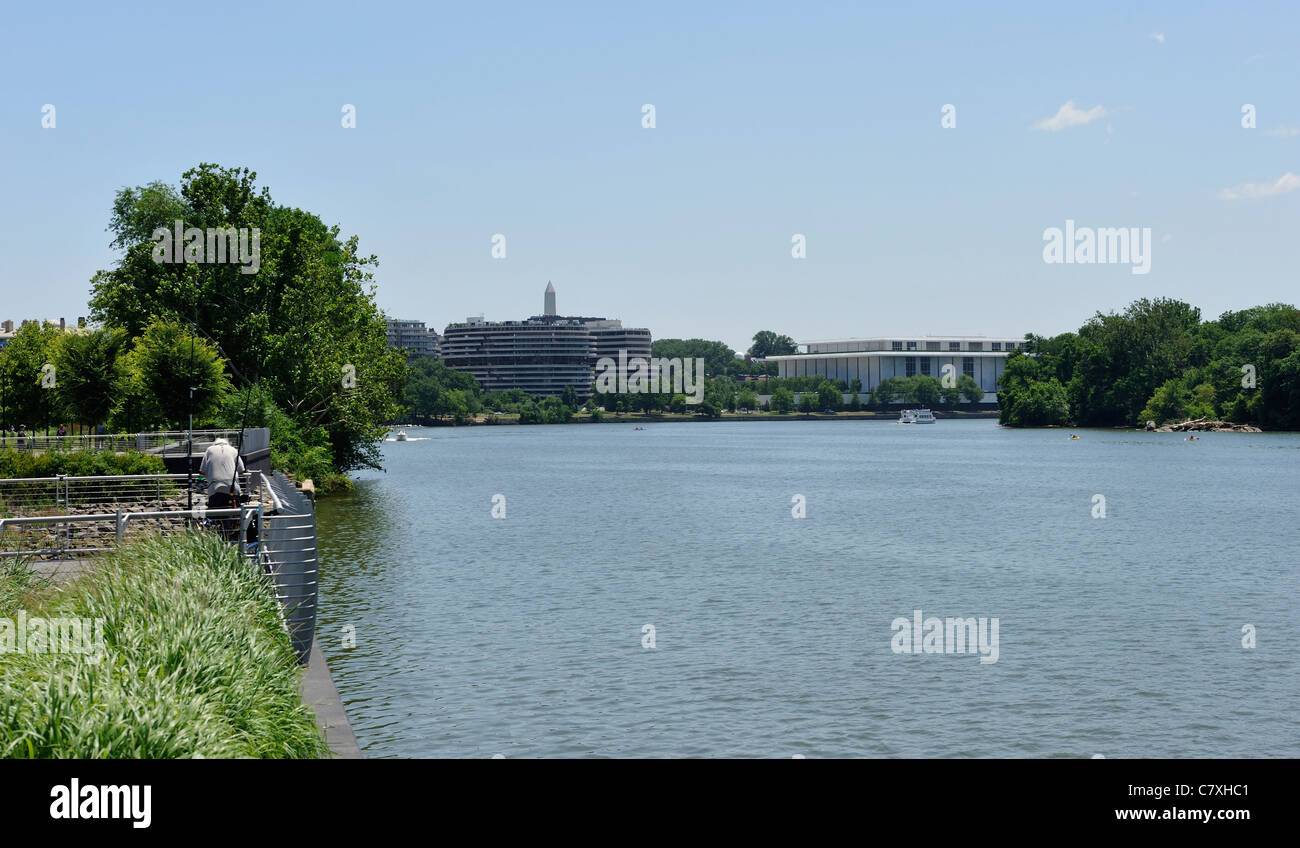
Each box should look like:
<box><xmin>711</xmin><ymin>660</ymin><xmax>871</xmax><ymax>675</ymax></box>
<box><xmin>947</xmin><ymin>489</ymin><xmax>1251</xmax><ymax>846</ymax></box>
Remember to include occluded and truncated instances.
<box><xmin>30</xmin><ymin>558</ymin><xmax>93</xmax><ymax>584</ymax></box>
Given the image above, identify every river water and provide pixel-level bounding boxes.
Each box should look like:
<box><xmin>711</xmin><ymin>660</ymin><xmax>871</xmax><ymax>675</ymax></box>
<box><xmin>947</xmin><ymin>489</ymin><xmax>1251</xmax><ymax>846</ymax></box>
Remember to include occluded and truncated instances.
<box><xmin>313</xmin><ymin>419</ymin><xmax>1298</xmax><ymax>757</ymax></box>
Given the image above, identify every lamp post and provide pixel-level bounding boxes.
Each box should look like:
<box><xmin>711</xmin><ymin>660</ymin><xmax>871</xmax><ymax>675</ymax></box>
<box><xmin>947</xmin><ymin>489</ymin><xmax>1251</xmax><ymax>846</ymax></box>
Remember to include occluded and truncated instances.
<box><xmin>0</xmin><ymin>365</ymin><xmax>6</xmax><ymax>446</ymax></box>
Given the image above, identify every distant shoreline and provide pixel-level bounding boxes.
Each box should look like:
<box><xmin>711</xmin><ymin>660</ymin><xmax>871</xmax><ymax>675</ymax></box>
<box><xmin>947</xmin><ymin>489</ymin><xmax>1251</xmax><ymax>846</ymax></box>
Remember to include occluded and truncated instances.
<box><xmin>397</xmin><ymin>410</ymin><xmax>1003</xmax><ymax>427</ymax></box>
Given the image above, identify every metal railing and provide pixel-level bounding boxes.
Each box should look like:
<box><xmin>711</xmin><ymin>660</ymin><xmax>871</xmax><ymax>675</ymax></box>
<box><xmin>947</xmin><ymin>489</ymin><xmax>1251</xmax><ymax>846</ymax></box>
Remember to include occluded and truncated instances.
<box><xmin>0</xmin><ymin>473</ymin><xmax>263</xmax><ymax>522</ymax></box>
<box><xmin>0</xmin><ymin>428</ymin><xmax>269</xmax><ymax>456</ymax></box>
<box><xmin>0</xmin><ymin>506</ymin><xmax>262</xmax><ymax>558</ymax></box>
<box><xmin>260</xmin><ymin>472</ymin><xmax>319</xmax><ymax>663</ymax></box>
<box><xmin>0</xmin><ymin>468</ymin><xmax>317</xmax><ymax>665</ymax></box>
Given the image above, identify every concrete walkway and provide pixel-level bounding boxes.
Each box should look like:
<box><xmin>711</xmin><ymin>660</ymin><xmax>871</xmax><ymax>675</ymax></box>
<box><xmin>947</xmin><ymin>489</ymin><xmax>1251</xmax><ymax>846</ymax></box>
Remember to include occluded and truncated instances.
<box><xmin>30</xmin><ymin>558</ymin><xmax>93</xmax><ymax>584</ymax></box>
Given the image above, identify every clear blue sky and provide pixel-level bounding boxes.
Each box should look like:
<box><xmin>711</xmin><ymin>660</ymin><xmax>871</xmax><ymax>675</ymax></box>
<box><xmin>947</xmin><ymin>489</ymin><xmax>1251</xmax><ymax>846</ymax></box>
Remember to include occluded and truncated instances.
<box><xmin>1</xmin><ymin>1</ymin><xmax>1296</xmax><ymax>353</ymax></box>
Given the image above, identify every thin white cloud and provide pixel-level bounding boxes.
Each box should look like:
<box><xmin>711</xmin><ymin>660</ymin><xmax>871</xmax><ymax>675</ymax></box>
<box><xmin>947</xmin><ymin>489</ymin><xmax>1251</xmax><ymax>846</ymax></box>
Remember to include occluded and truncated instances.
<box><xmin>1265</xmin><ymin>126</ymin><xmax>1300</xmax><ymax>137</ymax></box>
<box><xmin>1218</xmin><ymin>172</ymin><xmax>1300</xmax><ymax>200</ymax></box>
<box><xmin>1150</xmin><ymin>32</ymin><xmax>1165</xmax><ymax>44</ymax></box>
<box><xmin>1032</xmin><ymin>100</ymin><xmax>1108</xmax><ymax>132</ymax></box>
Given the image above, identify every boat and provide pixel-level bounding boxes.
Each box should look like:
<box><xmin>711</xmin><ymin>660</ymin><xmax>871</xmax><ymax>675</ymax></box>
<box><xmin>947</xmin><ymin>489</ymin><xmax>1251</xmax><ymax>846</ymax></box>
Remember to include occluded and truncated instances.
<box><xmin>395</xmin><ymin>429</ymin><xmax>407</xmax><ymax>441</ymax></box>
<box><xmin>899</xmin><ymin>408</ymin><xmax>935</xmax><ymax>424</ymax></box>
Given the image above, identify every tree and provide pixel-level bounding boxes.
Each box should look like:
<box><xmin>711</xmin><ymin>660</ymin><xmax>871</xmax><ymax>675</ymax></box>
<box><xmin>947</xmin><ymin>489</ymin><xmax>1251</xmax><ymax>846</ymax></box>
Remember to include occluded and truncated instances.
<box><xmin>0</xmin><ymin>321</ymin><xmax>63</xmax><ymax>433</ymax></box>
<box><xmin>55</xmin><ymin>328</ymin><xmax>127</xmax><ymax>431</ymax></box>
<box><xmin>956</xmin><ymin>374</ymin><xmax>985</xmax><ymax>404</ymax></box>
<box><xmin>817</xmin><ymin>381</ymin><xmax>842</xmax><ymax>411</ymax></box>
<box><xmin>910</xmin><ymin>376</ymin><xmax>941</xmax><ymax>406</ymax></box>
<box><xmin>747</xmin><ymin>330</ymin><xmax>797</xmax><ymax>359</ymax></box>
<box><xmin>88</xmin><ymin>164</ymin><xmax>407</xmax><ymax>472</ymax></box>
<box><xmin>115</xmin><ymin>318</ymin><xmax>231</xmax><ymax>430</ymax></box>
<box><xmin>869</xmin><ymin>378</ymin><xmax>898</xmax><ymax>410</ymax></box>
<box><xmin>652</xmin><ymin>338</ymin><xmax>740</xmax><ymax>377</ymax></box>
<box><xmin>696</xmin><ymin>399</ymin><xmax>722</xmax><ymax>418</ymax></box>
<box><xmin>560</xmin><ymin>385</ymin><xmax>579</xmax><ymax>411</ymax></box>
<box><xmin>771</xmin><ymin>386</ymin><xmax>795</xmax><ymax>413</ymax></box>
<box><xmin>797</xmin><ymin>392</ymin><xmax>817</xmax><ymax>415</ymax></box>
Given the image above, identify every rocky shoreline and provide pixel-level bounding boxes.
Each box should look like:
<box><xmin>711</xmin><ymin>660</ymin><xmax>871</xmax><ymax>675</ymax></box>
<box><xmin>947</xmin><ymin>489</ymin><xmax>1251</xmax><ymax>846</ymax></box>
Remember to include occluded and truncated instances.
<box><xmin>1143</xmin><ymin>417</ymin><xmax>1262</xmax><ymax>433</ymax></box>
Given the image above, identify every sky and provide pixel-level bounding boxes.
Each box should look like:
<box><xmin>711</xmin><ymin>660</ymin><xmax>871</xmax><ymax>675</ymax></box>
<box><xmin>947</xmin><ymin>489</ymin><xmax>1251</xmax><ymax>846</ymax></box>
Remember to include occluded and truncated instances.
<box><xmin>1</xmin><ymin>1</ymin><xmax>1296</xmax><ymax>353</ymax></box>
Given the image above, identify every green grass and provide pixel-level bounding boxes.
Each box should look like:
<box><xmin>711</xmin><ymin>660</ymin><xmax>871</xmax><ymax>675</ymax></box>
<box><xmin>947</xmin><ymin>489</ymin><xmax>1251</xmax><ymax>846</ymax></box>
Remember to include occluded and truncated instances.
<box><xmin>0</xmin><ymin>532</ymin><xmax>327</xmax><ymax>758</ymax></box>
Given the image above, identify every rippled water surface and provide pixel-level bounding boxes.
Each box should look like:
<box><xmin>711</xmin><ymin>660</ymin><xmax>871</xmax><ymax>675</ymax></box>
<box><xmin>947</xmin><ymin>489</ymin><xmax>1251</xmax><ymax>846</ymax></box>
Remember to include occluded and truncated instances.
<box><xmin>314</xmin><ymin>419</ymin><xmax>1299</xmax><ymax>757</ymax></box>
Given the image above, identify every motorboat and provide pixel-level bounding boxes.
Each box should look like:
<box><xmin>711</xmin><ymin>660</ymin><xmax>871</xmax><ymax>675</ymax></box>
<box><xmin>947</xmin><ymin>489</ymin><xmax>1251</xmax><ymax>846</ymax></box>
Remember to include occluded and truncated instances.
<box><xmin>395</xmin><ymin>429</ymin><xmax>408</xmax><ymax>441</ymax></box>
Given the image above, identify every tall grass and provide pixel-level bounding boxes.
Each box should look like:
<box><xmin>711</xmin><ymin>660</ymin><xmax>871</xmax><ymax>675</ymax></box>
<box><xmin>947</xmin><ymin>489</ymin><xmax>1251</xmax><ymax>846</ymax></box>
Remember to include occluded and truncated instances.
<box><xmin>0</xmin><ymin>532</ymin><xmax>327</xmax><ymax>758</ymax></box>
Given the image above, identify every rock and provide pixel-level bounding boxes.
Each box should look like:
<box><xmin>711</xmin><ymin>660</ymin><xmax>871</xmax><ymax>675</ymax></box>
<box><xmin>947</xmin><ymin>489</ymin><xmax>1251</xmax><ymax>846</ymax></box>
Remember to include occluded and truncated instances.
<box><xmin>1161</xmin><ymin>418</ymin><xmax>1262</xmax><ymax>433</ymax></box>
<box><xmin>1145</xmin><ymin>420</ymin><xmax>1156</xmax><ymax>430</ymax></box>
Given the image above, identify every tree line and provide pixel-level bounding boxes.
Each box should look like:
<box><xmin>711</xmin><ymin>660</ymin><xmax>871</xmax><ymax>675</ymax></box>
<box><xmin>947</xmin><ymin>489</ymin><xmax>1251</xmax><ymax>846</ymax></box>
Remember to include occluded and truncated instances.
<box><xmin>997</xmin><ymin>298</ymin><xmax>1300</xmax><ymax>428</ymax></box>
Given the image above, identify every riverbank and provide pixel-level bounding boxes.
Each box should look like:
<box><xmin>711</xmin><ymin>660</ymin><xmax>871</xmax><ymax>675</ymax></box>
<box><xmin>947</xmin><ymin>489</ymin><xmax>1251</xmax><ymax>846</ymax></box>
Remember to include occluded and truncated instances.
<box><xmin>401</xmin><ymin>409</ymin><xmax>1002</xmax><ymax>427</ymax></box>
<box><xmin>0</xmin><ymin>533</ymin><xmax>328</xmax><ymax>758</ymax></box>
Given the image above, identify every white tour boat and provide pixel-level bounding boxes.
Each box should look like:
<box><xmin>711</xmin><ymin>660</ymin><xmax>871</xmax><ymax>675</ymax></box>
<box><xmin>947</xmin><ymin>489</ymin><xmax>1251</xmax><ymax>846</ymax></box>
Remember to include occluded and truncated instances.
<box><xmin>898</xmin><ymin>408</ymin><xmax>936</xmax><ymax>424</ymax></box>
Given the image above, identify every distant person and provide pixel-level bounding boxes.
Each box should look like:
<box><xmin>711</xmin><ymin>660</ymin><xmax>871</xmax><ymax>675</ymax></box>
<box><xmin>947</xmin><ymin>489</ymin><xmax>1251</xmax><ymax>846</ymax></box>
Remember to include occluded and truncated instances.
<box><xmin>199</xmin><ymin>437</ymin><xmax>245</xmax><ymax>510</ymax></box>
<box><xmin>56</xmin><ymin>424</ymin><xmax>67</xmax><ymax>437</ymax></box>
<box><xmin>16</xmin><ymin>424</ymin><xmax>27</xmax><ymax>451</ymax></box>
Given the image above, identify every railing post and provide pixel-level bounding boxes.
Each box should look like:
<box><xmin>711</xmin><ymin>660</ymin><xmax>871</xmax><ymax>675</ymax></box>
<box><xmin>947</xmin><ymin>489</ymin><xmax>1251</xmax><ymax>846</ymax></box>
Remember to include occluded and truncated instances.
<box><xmin>115</xmin><ymin>509</ymin><xmax>125</xmax><ymax>546</ymax></box>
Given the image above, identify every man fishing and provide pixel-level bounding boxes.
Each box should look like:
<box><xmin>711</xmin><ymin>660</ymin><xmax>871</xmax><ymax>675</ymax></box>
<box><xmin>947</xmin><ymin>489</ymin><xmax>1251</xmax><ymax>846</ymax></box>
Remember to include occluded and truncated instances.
<box><xmin>199</xmin><ymin>437</ymin><xmax>244</xmax><ymax>510</ymax></box>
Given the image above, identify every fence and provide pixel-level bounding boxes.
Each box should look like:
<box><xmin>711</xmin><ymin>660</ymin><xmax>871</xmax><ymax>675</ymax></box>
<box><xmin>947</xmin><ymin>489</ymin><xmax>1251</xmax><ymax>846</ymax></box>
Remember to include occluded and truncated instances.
<box><xmin>0</xmin><ymin>428</ymin><xmax>269</xmax><ymax>457</ymax></box>
<box><xmin>0</xmin><ymin>469</ymin><xmax>317</xmax><ymax>664</ymax></box>
<box><xmin>260</xmin><ymin>472</ymin><xmax>319</xmax><ymax>663</ymax></box>
<box><xmin>0</xmin><ymin>472</ymin><xmax>262</xmax><ymax>547</ymax></box>
<box><xmin>0</xmin><ymin>506</ymin><xmax>261</xmax><ymax>557</ymax></box>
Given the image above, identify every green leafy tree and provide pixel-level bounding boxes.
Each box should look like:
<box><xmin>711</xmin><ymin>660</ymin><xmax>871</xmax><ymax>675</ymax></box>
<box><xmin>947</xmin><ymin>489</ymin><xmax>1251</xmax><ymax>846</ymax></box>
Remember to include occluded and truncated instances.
<box><xmin>115</xmin><ymin>318</ymin><xmax>230</xmax><ymax>430</ymax></box>
<box><xmin>771</xmin><ymin>386</ymin><xmax>795</xmax><ymax>413</ymax></box>
<box><xmin>55</xmin><ymin>327</ymin><xmax>127</xmax><ymax>431</ymax></box>
<box><xmin>817</xmin><ymin>381</ymin><xmax>842</xmax><ymax>410</ymax></box>
<box><xmin>0</xmin><ymin>321</ymin><xmax>64</xmax><ymax>434</ymax></box>
<box><xmin>910</xmin><ymin>376</ymin><xmax>941</xmax><ymax>406</ymax></box>
<box><xmin>797</xmin><ymin>392</ymin><xmax>817</xmax><ymax>414</ymax></box>
<box><xmin>747</xmin><ymin>330</ymin><xmax>797</xmax><ymax>359</ymax></box>
<box><xmin>652</xmin><ymin>338</ymin><xmax>741</xmax><ymax>377</ymax></box>
<box><xmin>89</xmin><ymin>164</ymin><xmax>406</xmax><ymax>472</ymax></box>
<box><xmin>956</xmin><ymin>374</ymin><xmax>984</xmax><ymax>404</ymax></box>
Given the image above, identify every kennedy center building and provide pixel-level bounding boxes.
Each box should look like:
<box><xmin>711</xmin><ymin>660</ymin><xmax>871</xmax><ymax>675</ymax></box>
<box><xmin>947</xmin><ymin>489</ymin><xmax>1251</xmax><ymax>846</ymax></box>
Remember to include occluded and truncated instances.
<box><xmin>765</xmin><ymin>336</ymin><xmax>1025</xmax><ymax>400</ymax></box>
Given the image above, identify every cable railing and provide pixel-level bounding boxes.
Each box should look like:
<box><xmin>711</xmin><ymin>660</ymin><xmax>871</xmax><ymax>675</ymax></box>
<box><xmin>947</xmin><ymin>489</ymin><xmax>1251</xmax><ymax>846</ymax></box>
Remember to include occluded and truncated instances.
<box><xmin>0</xmin><ymin>472</ymin><xmax>264</xmax><ymax>520</ymax></box>
<box><xmin>0</xmin><ymin>468</ymin><xmax>316</xmax><ymax>663</ymax></box>
<box><xmin>0</xmin><ymin>506</ymin><xmax>262</xmax><ymax>558</ymax></box>
<box><xmin>0</xmin><ymin>428</ymin><xmax>268</xmax><ymax>456</ymax></box>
